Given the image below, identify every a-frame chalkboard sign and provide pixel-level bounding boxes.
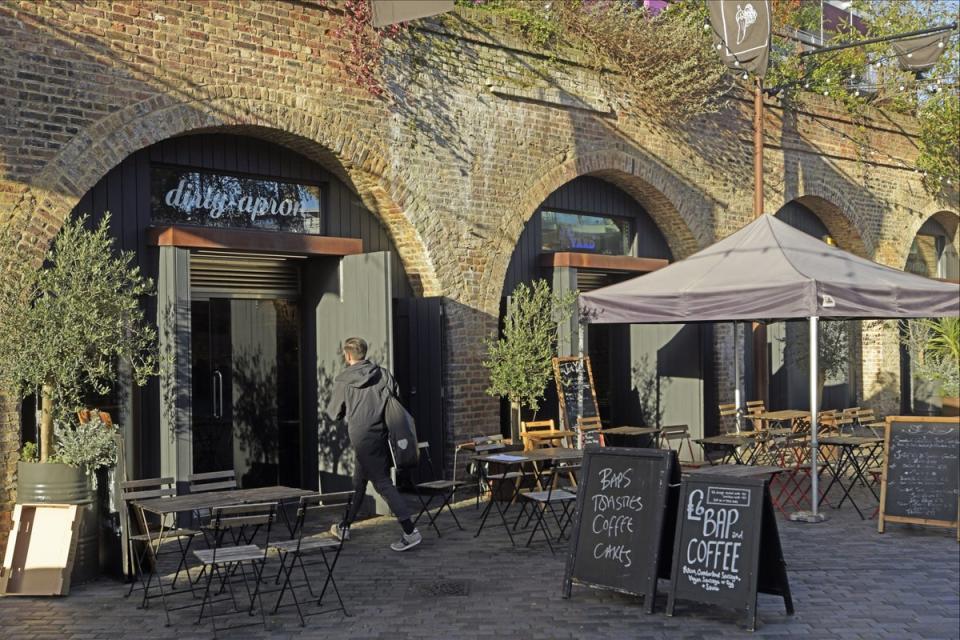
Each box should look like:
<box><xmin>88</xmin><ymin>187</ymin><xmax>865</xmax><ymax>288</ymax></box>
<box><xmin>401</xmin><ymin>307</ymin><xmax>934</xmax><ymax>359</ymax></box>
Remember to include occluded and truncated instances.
<box><xmin>667</xmin><ymin>475</ymin><xmax>793</xmax><ymax>631</ymax></box>
<box><xmin>562</xmin><ymin>447</ymin><xmax>679</xmax><ymax>613</ymax></box>
<box><xmin>878</xmin><ymin>416</ymin><xmax>959</xmax><ymax>541</ymax></box>
<box><xmin>553</xmin><ymin>356</ymin><xmax>600</xmax><ymax>442</ymax></box>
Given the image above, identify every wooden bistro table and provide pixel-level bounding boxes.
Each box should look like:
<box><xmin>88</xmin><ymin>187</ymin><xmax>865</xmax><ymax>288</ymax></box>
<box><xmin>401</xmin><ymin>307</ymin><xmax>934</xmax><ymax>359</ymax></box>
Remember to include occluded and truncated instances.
<box><xmin>758</xmin><ymin>410</ymin><xmax>811</xmax><ymax>433</ymax></box>
<box><xmin>133</xmin><ymin>485</ymin><xmax>315</xmax><ymax>623</ymax></box>
<box><xmin>816</xmin><ymin>435</ymin><xmax>884</xmax><ymax>520</ymax></box>
<box><xmin>695</xmin><ymin>433</ymin><xmax>757</xmax><ymax>465</ymax></box>
<box><xmin>600</xmin><ymin>425</ymin><xmax>661</xmax><ymax>448</ymax></box>
<box><xmin>472</xmin><ymin>447</ymin><xmax>583</xmax><ymax>545</ymax></box>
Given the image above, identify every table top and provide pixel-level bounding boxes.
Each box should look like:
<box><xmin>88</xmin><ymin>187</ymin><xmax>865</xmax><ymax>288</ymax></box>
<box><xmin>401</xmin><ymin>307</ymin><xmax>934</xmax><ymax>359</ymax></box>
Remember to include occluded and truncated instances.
<box><xmin>759</xmin><ymin>410</ymin><xmax>810</xmax><ymax>420</ymax></box>
<box><xmin>697</xmin><ymin>434</ymin><xmax>755</xmax><ymax>446</ymax></box>
<box><xmin>526</xmin><ymin>430</ymin><xmax>577</xmax><ymax>440</ymax></box>
<box><xmin>135</xmin><ymin>485</ymin><xmax>315</xmax><ymax>515</ymax></box>
<box><xmin>685</xmin><ymin>464</ymin><xmax>784</xmax><ymax>478</ymax></box>
<box><xmin>601</xmin><ymin>426</ymin><xmax>660</xmax><ymax>436</ymax></box>
<box><xmin>818</xmin><ymin>435</ymin><xmax>884</xmax><ymax>447</ymax></box>
<box><xmin>473</xmin><ymin>447</ymin><xmax>584</xmax><ymax>464</ymax></box>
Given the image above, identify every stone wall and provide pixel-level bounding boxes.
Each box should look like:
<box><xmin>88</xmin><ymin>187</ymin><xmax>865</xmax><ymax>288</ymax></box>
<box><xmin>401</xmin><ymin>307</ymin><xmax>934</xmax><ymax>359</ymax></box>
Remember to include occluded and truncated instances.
<box><xmin>1</xmin><ymin>1</ymin><xmax>957</xmax><ymax>552</ymax></box>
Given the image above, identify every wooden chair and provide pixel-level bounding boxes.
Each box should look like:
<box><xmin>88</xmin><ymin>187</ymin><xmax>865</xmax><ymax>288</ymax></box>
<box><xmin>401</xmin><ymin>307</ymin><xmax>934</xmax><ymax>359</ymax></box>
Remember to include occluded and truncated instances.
<box><xmin>520</xmin><ymin>419</ymin><xmax>573</xmax><ymax>450</ymax></box>
<box><xmin>188</xmin><ymin>470</ymin><xmax>238</xmax><ymax>542</ymax></box>
<box><xmin>659</xmin><ymin>424</ymin><xmax>701</xmax><ymax>467</ymax></box>
<box><xmin>718</xmin><ymin>403</ymin><xmax>740</xmax><ymax>434</ymax></box>
<box><xmin>847</xmin><ymin>408</ymin><xmax>884</xmax><ymax>437</ymax></box>
<box><xmin>120</xmin><ymin>477</ymin><xmax>199</xmax><ymax>607</ymax></box>
<box><xmin>576</xmin><ymin>416</ymin><xmax>605</xmax><ymax>448</ymax></box>
<box><xmin>193</xmin><ymin>502</ymin><xmax>277</xmax><ymax>636</ymax></box>
<box><xmin>745</xmin><ymin>400</ymin><xmax>766</xmax><ymax>431</ymax></box>
<box><xmin>189</xmin><ymin>469</ymin><xmax>237</xmax><ymax>493</ymax></box>
<box><xmin>412</xmin><ymin>441</ymin><xmax>469</xmax><ymax>536</ymax></box>
<box><xmin>268</xmin><ymin>492</ymin><xmax>353</xmax><ymax>625</ymax></box>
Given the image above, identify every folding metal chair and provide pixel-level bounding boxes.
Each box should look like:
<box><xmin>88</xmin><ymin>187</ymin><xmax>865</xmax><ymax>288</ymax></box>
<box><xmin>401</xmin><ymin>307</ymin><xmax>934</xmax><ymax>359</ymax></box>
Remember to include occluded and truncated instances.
<box><xmin>192</xmin><ymin>502</ymin><xmax>277</xmax><ymax>637</ymax></box>
<box><xmin>517</xmin><ymin>467</ymin><xmax>578</xmax><ymax>554</ymax></box>
<box><xmin>188</xmin><ymin>470</ymin><xmax>238</xmax><ymax>542</ymax></box>
<box><xmin>412</xmin><ymin>442</ymin><xmax>468</xmax><ymax>536</ymax></box>
<box><xmin>268</xmin><ymin>492</ymin><xmax>353</xmax><ymax>625</ymax></box>
<box><xmin>120</xmin><ymin>477</ymin><xmax>198</xmax><ymax>606</ymax></box>
<box><xmin>660</xmin><ymin>425</ymin><xmax>702</xmax><ymax>468</ymax></box>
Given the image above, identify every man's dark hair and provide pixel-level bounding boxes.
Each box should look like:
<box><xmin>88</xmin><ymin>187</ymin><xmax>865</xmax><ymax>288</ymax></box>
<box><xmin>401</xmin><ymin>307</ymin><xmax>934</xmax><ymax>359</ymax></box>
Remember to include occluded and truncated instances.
<box><xmin>343</xmin><ymin>337</ymin><xmax>368</xmax><ymax>361</ymax></box>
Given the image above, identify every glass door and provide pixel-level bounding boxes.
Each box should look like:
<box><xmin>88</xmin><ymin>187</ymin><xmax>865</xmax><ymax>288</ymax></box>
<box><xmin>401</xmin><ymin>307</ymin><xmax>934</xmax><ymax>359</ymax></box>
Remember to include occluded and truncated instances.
<box><xmin>191</xmin><ymin>299</ymin><xmax>301</xmax><ymax>487</ymax></box>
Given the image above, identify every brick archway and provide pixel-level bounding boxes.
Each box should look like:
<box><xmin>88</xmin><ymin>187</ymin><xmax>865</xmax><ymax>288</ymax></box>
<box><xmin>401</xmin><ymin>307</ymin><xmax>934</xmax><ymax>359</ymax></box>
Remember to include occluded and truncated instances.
<box><xmin>896</xmin><ymin>204</ymin><xmax>960</xmax><ymax>271</ymax></box>
<box><xmin>776</xmin><ymin>190</ymin><xmax>871</xmax><ymax>258</ymax></box>
<box><xmin>10</xmin><ymin>88</ymin><xmax>440</xmax><ymax>296</ymax></box>
<box><xmin>478</xmin><ymin>147</ymin><xmax>713</xmax><ymax>314</ymax></box>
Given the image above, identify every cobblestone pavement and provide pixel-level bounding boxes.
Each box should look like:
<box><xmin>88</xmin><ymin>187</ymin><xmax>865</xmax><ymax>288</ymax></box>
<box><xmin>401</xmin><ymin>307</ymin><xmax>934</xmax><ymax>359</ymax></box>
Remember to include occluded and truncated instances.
<box><xmin>1</xmin><ymin>485</ymin><xmax>957</xmax><ymax>640</ymax></box>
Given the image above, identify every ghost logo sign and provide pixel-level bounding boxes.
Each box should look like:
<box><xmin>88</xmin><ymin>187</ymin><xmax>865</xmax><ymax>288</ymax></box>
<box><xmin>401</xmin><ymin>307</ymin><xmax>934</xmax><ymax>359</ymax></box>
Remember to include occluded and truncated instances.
<box><xmin>667</xmin><ymin>475</ymin><xmax>792</xmax><ymax>631</ymax></box>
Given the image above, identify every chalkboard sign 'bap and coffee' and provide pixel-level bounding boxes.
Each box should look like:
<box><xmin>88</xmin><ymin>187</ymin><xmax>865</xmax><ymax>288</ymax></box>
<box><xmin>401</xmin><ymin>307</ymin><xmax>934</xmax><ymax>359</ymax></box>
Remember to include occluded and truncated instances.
<box><xmin>553</xmin><ymin>356</ymin><xmax>600</xmax><ymax>446</ymax></box>
<box><xmin>667</xmin><ymin>475</ymin><xmax>793</xmax><ymax>632</ymax></box>
<box><xmin>879</xmin><ymin>416</ymin><xmax>960</xmax><ymax>540</ymax></box>
<box><xmin>562</xmin><ymin>447</ymin><xmax>679</xmax><ymax>614</ymax></box>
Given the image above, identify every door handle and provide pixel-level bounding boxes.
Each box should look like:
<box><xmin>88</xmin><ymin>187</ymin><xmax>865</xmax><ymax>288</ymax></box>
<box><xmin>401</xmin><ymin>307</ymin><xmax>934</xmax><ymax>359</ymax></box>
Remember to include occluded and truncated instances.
<box><xmin>213</xmin><ymin>370</ymin><xmax>223</xmax><ymax>418</ymax></box>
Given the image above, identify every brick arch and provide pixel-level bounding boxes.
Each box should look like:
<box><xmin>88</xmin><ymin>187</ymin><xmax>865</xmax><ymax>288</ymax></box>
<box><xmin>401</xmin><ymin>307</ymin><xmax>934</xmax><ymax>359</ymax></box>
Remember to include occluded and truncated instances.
<box><xmin>775</xmin><ymin>192</ymin><xmax>871</xmax><ymax>259</ymax></box>
<box><xmin>896</xmin><ymin>205</ymin><xmax>960</xmax><ymax>270</ymax></box>
<box><xmin>478</xmin><ymin>147</ymin><xmax>713</xmax><ymax>314</ymax></box>
<box><xmin>16</xmin><ymin>88</ymin><xmax>440</xmax><ymax>296</ymax></box>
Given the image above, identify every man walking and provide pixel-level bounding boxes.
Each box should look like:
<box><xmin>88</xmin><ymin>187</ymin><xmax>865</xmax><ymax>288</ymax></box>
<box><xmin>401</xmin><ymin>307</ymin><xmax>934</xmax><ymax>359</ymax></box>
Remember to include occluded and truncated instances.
<box><xmin>325</xmin><ymin>337</ymin><xmax>421</xmax><ymax>551</ymax></box>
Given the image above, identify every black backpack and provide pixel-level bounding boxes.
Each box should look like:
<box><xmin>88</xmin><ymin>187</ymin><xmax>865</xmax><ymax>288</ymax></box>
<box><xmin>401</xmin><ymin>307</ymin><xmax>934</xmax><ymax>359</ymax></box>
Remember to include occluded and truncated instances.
<box><xmin>383</xmin><ymin>385</ymin><xmax>419</xmax><ymax>469</ymax></box>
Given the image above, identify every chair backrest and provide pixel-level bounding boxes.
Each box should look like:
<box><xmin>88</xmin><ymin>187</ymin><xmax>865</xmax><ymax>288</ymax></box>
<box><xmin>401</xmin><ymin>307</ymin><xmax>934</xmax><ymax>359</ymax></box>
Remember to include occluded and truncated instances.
<box><xmin>744</xmin><ymin>401</ymin><xmax>765</xmax><ymax>430</ymax></box>
<box><xmin>120</xmin><ymin>477</ymin><xmax>177</xmax><ymax>503</ymax></box>
<box><xmin>208</xmin><ymin>502</ymin><xmax>277</xmax><ymax>559</ymax></box>
<box><xmin>718</xmin><ymin>403</ymin><xmax>740</xmax><ymax>433</ymax></box>
<box><xmin>659</xmin><ymin>424</ymin><xmax>696</xmax><ymax>462</ymax></box>
<box><xmin>189</xmin><ymin>469</ymin><xmax>237</xmax><ymax>493</ymax></box>
<box><xmin>576</xmin><ymin>416</ymin><xmax>605</xmax><ymax>448</ymax></box>
<box><xmin>471</xmin><ymin>434</ymin><xmax>506</xmax><ymax>453</ymax></box>
<box><xmin>521</xmin><ymin>419</ymin><xmax>566</xmax><ymax>450</ymax></box>
<box><xmin>291</xmin><ymin>492</ymin><xmax>353</xmax><ymax>541</ymax></box>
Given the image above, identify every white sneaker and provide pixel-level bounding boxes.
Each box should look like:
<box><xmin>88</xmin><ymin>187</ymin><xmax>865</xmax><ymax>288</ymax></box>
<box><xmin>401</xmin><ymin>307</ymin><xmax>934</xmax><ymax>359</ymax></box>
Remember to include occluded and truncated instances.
<box><xmin>390</xmin><ymin>529</ymin><xmax>421</xmax><ymax>552</ymax></box>
<box><xmin>329</xmin><ymin>523</ymin><xmax>350</xmax><ymax>541</ymax></box>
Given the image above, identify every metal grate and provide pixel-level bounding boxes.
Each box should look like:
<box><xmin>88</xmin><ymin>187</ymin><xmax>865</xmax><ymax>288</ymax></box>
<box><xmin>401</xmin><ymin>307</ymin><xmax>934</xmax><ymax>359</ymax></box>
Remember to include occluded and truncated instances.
<box><xmin>190</xmin><ymin>250</ymin><xmax>304</xmax><ymax>300</ymax></box>
<box><xmin>575</xmin><ymin>268</ymin><xmax>635</xmax><ymax>293</ymax></box>
<box><xmin>410</xmin><ymin>579</ymin><xmax>471</xmax><ymax>598</ymax></box>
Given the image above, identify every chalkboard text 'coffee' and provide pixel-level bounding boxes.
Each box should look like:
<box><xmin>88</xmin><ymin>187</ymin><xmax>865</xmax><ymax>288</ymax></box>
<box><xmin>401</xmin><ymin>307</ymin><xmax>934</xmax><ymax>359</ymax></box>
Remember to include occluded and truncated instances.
<box><xmin>667</xmin><ymin>475</ymin><xmax>792</xmax><ymax>631</ymax></box>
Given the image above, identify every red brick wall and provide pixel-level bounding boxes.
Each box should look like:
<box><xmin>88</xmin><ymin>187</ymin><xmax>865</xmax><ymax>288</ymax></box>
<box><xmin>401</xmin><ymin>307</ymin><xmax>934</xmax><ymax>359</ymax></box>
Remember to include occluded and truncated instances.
<box><xmin>1</xmin><ymin>1</ymin><xmax>957</xmax><ymax>553</ymax></box>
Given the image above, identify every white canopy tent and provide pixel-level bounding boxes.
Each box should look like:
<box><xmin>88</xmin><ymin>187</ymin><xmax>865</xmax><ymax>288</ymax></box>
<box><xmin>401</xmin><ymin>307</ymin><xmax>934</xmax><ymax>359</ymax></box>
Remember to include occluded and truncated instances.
<box><xmin>578</xmin><ymin>214</ymin><xmax>960</xmax><ymax>518</ymax></box>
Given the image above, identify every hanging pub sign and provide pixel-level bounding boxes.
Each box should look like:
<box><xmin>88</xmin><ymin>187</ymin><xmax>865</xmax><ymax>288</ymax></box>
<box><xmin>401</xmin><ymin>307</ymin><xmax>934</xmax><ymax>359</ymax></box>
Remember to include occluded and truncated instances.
<box><xmin>151</xmin><ymin>165</ymin><xmax>322</xmax><ymax>234</ymax></box>
<box><xmin>707</xmin><ymin>0</ymin><xmax>772</xmax><ymax>78</ymax></box>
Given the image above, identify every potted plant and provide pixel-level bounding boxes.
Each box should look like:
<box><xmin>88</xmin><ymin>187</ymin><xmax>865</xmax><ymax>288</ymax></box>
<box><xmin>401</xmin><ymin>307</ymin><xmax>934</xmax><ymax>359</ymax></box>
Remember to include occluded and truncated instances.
<box><xmin>901</xmin><ymin>317</ymin><xmax>960</xmax><ymax>416</ymax></box>
<box><xmin>483</xmin><ymin>279</ymin><xmax>577</xmax><ymax>441</ymax></box>
<box><xmin>0</xmin><ymin>214</ymin><xmax>158</xmax><ymax>582</ymax></box>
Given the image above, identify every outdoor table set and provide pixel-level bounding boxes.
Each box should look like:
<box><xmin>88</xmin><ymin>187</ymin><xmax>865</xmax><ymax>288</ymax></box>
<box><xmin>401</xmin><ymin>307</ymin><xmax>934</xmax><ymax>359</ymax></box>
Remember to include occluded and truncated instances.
<box><xmin>472</xmin><ymin>446</ymin><xmax>583</xmax><ymax>551</ymax></box>
<box><xmin>816</xmin><ymin>435</ymin><xmax>885</xmax><ymax>519</ymax></box>
<box><xmin>128</xmin><ymin>485</ymin><xmax>347</xmax><ymax>634</ymax></box>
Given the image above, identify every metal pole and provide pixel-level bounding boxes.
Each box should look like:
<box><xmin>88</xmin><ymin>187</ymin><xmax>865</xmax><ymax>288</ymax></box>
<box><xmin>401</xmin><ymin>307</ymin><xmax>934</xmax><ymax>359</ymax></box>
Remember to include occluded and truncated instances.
<box><xmin>800</xmin><ymin>21</ymin><xmax>957</xmax><ymax>57</ymax></box>
<box><xmin>809</xmin><ymin>316</ymin><xmax>820</xmax><ymax>517</ymax></box>
<box><xmin>734</xmin><ymin>322</ymin><xmax>742</xmax><ymax>432</ymax></box>
<box><xmin>752</xmin><ymin>77</ymin><xmax>769</xmax><ymax>406</ymax></box>
<box><xmin>753</xmin><ymin>78</ymin><xmax>764</xmax><ymax>218</ymax></box>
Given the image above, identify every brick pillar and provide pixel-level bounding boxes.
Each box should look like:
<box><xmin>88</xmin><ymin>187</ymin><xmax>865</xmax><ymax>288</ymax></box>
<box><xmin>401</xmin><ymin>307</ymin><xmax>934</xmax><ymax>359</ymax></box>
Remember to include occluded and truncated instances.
<box><xmin>0</xmin><ymin>393</ymin><xmax>19</xmax><ymax>558</ymax></box>
<box><xmin>860</xmin><ymin>320</ymin><xmax>902</xmax><ymax>416</ymax></box>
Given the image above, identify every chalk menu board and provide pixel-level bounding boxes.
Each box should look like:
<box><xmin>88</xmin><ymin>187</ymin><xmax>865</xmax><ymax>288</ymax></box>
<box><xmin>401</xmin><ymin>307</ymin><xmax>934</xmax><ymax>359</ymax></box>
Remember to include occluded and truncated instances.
<box><xmin>553</xmin><ymin>356</ymin><xmax>600</xmax><ymax>437</ymax></box>
<box><xmin>562</xmin><ymin>447</ymin><xmax>679</xmax><ymax>613</ymax></box>
<box><xmin>879</xmin><ymin>416</ymin><xmax>960</xmax><ymax>537</ymax></box>
<box><xmin>667</xmin><ymin>475</ymin><xmax>792</xmax><ymax>631</ymax></box>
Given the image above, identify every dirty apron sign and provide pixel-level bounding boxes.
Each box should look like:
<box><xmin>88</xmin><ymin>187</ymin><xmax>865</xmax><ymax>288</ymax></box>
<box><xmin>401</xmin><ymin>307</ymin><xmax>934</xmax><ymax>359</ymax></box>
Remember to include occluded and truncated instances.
<box><xmin>151</xmin><ymin>166</ymin><xmax>321</xmax><ymax>233</ymax></box>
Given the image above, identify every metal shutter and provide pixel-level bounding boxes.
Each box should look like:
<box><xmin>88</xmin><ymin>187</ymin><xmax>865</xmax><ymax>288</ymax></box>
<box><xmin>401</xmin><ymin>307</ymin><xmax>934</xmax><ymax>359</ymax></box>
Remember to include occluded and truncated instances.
<box><xmin>189</xmin><ymin>250</ymin><xmax>303</xmax><ymax>300</ymax></box>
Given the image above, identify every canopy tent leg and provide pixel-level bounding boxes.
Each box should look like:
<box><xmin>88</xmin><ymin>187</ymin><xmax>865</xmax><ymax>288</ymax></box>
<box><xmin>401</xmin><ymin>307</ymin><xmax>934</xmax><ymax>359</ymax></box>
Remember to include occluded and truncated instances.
<box><xmin>734</xmin><ymin>322</ymin><xmax>742</xmax><ymax>432</ymax></box>
<box><xmin>790</xmin><ymin>315</ymin><xmax>827</xmax><ymax>523</ymax></box>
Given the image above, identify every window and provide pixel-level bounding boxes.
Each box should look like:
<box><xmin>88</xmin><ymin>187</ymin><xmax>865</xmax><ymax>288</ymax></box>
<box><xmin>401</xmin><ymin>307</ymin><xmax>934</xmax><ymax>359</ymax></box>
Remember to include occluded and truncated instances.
<box><xmin>540</xmin><ymin>210</ymin><xmax>632</xmax><ymax>255</ymax></box>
